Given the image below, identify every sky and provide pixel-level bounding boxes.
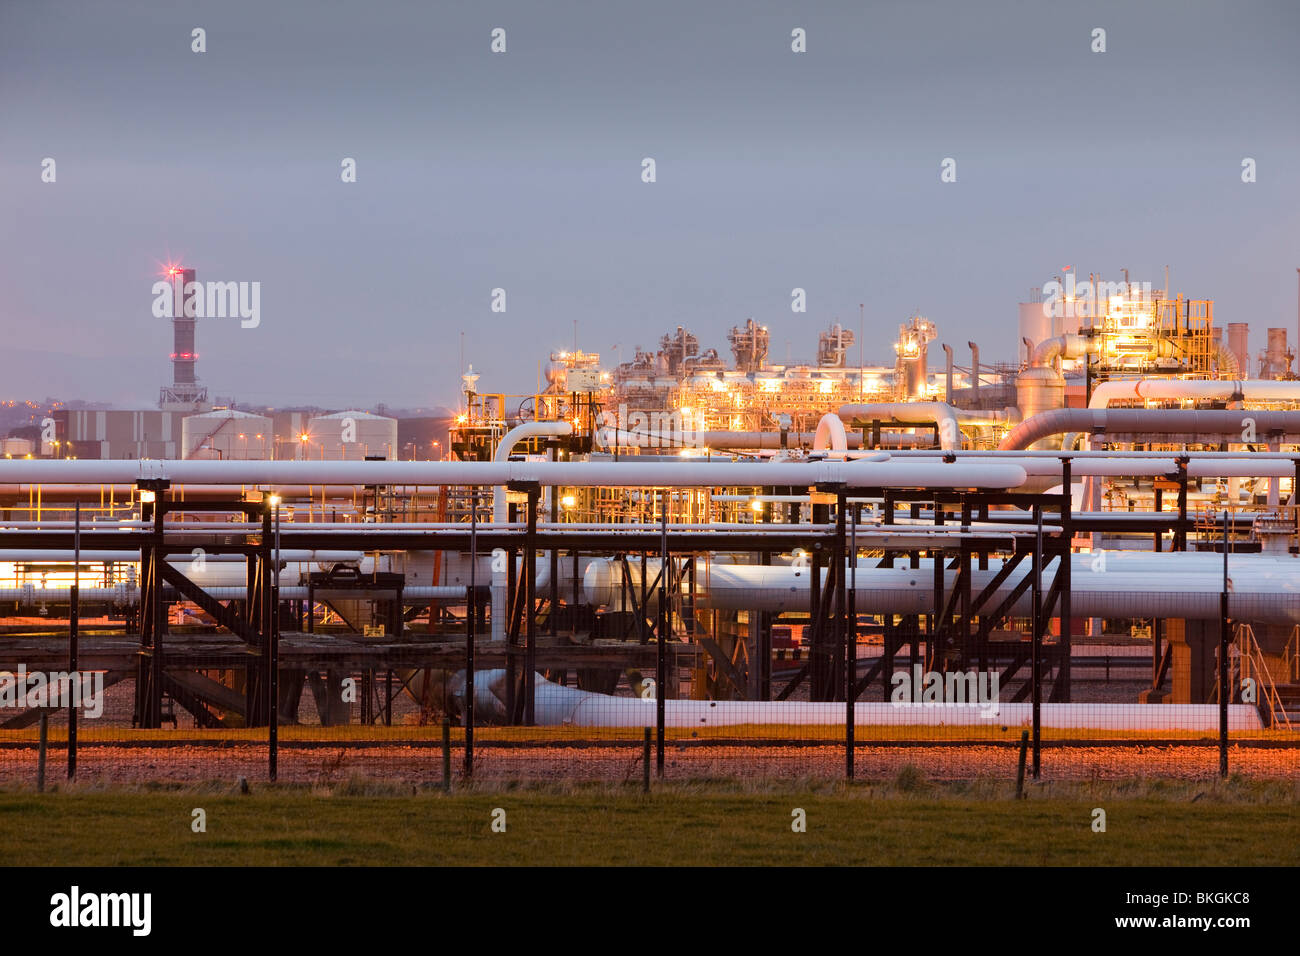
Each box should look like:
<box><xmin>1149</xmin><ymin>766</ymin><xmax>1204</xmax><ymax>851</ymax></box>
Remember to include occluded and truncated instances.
<box><xmin>2</xmin><ymin>0</ymin><xmax>1298</xmax><ymax>410</ymax></box>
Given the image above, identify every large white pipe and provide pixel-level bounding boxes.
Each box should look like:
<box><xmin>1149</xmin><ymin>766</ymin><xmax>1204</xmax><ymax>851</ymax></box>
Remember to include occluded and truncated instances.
<box><xmin>465</xmin><ymin>670</ymin><xmax>1261</xmax><ymax>730</ymax></box>
<box><xmin>892</xmin><ymin>454</ymin><xmax>1299</xmax><ymax>479</ymax></box>
<box><xmin>837</xmin><ymin>402</ymin><xmax>963</xmax><ymax>450</ymax></box>
<box><xmin>1064</xmin><ymin>378</ymin><xmax>1300</xmax><ymax>453</ymax></box>
<box><xmin>585</xmin><ymin>552</ymin><xmax>1300</xmax><ymax>624</ymax></box>
<box><xmin>489</xmin><ymin>422</ymin><xmax>575</xmax><ymax>642</ymax></box>
<box><xmin>0</xmin><ymin>458</ymin><xmax>1030</xmax><ymax>490</ymax></box>
<box><xmin>0</xmin><ymin>584</ymin><xmax>469</xmax><ymax>607</ymax></box>
<box><xmin>1087</xmin><ymin>379</ymin><xmax>1300</xmax><ymax>409</ymax></box>
<box><xmin>1001</xmin><ymin>409</ymin><xmax>1300</xmax><ymax>451</ymax></box>
<box><xmin>813</xmin><ymin>413</ymin><xmax>848</xmax><ymax>454</ymax></box>
<box><xmin>492</xmin><ymin>420</ymin><xmax>573</xmax><ymax>521</ymax></box>
<box><xmin>0</xmin><ymin>550</ymin><xmax>364</xmax><ymax>563</ymax></box>
<box><xmin>594</xmin><ymin>427</ymin><xmax>881</xmax><ymax>451</ymax></box>
<box><xmin>1029</xmin><ymin>334</ymin><xmax>1090</xmax><ymax>367</ymax></box>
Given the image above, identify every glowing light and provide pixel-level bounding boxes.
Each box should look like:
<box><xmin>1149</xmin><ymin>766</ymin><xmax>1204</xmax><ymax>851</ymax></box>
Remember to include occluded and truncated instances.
<box><xmin>455</xmin><ymin>414</ymin><xmax>468</xmax><ymax>425</ymax></box>
<box><xmin>561</xmin><ymin>494</ymin><xmax>576</xmax><ymax>509</ymax></box>
<box><xmin>268</xmin><ymin>494</ymin><xmax>282</xmax><ymax>508</ymax></box>
<box><xmin>818</xmin><ymin>379</ymin><xmax>833</xmax><ymax>394</ymax></box>
<box><xmin>299</xmin><ymin>433</ymin><xmax>310</xmax><ymax>442</ymax></box>
<box><xmin>139</xmin><ymin>490</ymin><xmax>156</xmax><ymax>503</ymax></box>
<box><xmin>749</xmin><ymin>498</ymin><xmax>764</xmax><ymax>512</ymax></box>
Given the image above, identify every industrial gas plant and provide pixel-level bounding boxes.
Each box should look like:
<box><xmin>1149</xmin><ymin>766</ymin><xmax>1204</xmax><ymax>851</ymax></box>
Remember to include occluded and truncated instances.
<box><xmin>4</xmin><ymin>267</ymin><xmax>1300</xmax><ymax>754</ymax></box>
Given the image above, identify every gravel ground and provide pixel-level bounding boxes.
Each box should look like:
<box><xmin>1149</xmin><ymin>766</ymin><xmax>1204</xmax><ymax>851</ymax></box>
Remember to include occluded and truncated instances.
<box><xmin>3</xmin><ymin>740</ymin><xmax>1297</xmax><ymax>785</ymax></box>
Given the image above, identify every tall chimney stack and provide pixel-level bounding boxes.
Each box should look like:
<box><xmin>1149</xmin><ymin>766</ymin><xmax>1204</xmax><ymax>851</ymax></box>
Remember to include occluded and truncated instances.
<box><xmin>159</xmin><ymin>267</ymin><xmax>210</xmax><ymax>410</ymax></box>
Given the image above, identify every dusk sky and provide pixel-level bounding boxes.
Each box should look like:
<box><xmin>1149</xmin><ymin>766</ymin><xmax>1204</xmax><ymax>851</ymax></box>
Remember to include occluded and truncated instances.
<box><xmin>2</xmin><ymin>0</ymin><xmax>1298</xmax><ymax>410</ymax></box>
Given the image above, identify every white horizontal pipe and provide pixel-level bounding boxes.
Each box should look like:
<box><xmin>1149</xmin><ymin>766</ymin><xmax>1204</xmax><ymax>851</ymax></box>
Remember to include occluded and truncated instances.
<box><xmin>0</xmin><ymin>458</ymin><xmax>1029</xmax><ymax>490</ymax></box>
<box><xmin>466</xmin><ymin>671</ymin><xmax>1261</xmax><ymax>730</ymax></box>
<box><xmin>0</xmin><ymin>584</ymin><xmax>472</xmax><ymax>607</ymax></box>
<box><xmin>586</xmin><ymin>552</ymin><xmax>1300</xmax><ymax>624</ymax></box>
<box><xmin>1088</xmin><ymin>379</ymin><xmax>1300</xmax><ymax>409</ymax></box>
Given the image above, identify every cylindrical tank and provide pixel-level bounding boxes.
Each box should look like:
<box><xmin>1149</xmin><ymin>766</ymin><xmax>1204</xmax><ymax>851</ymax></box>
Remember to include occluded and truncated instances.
<box><xmin>1015</xmin><ymin>366</ymin><xmax>1066</xmax><ymax>449</ymax></box>
<box><xmin>306</xmin><ymin>410</ymin><xmax>399</xmax><ymax>460</ymax></box>
<box><xmin>900</xmin><ymin>356</ymin><xmax>926</xmax><ymax>400</ymax></box>
<box><xmin>182</xmin><ymin>409</ymin><xmax>273</xmax><ymax>460</ymax></box>
<box><xmin>1265</xmin><ymin>328</ymin><xmax>1290</xmax><ymax>379</ymax></box>
<box><xmin>1018</xmin><ymin>301</ymin><xmax>1051</xmax><ymax>364</ymax></box>
<box><xmin>1227</xmin><ymin>323</ymin><xmax>1249</xmax><ymax>379</ymax></box>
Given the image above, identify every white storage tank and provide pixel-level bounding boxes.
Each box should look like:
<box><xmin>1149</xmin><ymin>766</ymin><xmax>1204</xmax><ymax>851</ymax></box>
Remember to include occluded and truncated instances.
<box><xmin>181</xmin><ymin>409</ymin><xmax>273</xmax><ymax>460</ymax></box>
<box><xmin>305</xmin><ymin>410</ymin><xmax>398</xmax><ymax>460</ymax></box>
<box><xmin>1018</xmin><ymin>300</ymin><xmax>1051</xmax><ymax>363</ymax></box>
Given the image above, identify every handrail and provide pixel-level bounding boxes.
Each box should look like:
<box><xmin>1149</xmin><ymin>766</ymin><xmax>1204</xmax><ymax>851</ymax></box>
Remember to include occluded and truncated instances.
<box><xmin>1234</xmin><ymin>623</ymin><xmax>1291</xmax><ymax>730</ymax></box>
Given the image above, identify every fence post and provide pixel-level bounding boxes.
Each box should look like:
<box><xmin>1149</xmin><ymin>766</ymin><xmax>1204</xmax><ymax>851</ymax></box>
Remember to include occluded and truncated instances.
<box><xmin>269</xmin><ymin>500</ymin><xmax>280</xmax><ymax>782</ymax></box>
<box><xmin>68</xmin><ymin>501</ymin><xmax>79</xmax><ymax>780</ymax></box>
<box><xmin>844</xmin><ymin>494</ymin><xmax>855</xmax><ymax>780</ymax></box>
<box><xmin>642</xmin><ymin>727</ymin><xmax>651</xmax><ymax>793</ymax></box>
<box><xmin>1220</xmin><ymin>508</ymin><xmax>1229</xmax><ymax>777</ymax></box>
<box><xmin>37</xmin><ymin>712</ymin><xmax>48</xmax><ymax>793</ymax></box>
<box><xmin>1032</xmin><ymin>509</ymin><xmax>1042</xmax><ymax>779</ymax></box>
<box><xmin>1016</xmin><ymin>730</ymin><xmax>1028</xmax><ymax>798</ymax></box>
<box><xmin>656</xmin><ymin>498</ymin><xmax>667</xmax><ymax>777</ymax></box>
<box><xmin>465</xmin><ymin>499</ymin><xmax>477</xmax><ymax>779</ymax></box>
<box><xmin>442</xmin><ymin>717</ymin><xmax>451</xmax><ymax>792</ymax></box>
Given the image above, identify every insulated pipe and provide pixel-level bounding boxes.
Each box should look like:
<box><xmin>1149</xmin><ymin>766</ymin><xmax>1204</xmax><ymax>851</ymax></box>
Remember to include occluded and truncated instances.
<box><xmin>463</xmin><ymin>670</ymin><xmax>1260</xmax><ymax>730</ymax></box>
<box><xmin>0</xmin><ymin>550</ymin><xmax>363</xmax><ymax>563</ymax></box>
<box><xmin>594</xmin><ymin>428</ymin><xmax>868</xmax><ymax>451</ymax></box>
<box><xmin>837</xmin><ymin>402</ymin><xmax>962</xmax><ymax>451</ymax></box>
<box><xmin>999</xmin><ymin>409</ymin><xmax>1300</xmax><ymax>451</ymax></box>
<box><xmin>890</xmin><ymin>455</ymin><xmax>1300</xmax><ymax>479</ymax></box>
<box><xmin>591</xmin><ymin>553</ymin><xmax>1300</xmax><ymax>625</ymax></box>
<box><xmin>812</xmin><ymin>413</ymin><xmax>848</xmax><ymax>454</ymax></box>
<box><xmin>0</xmin><ymin>584</ymin><xmax>475</xmax><ymax>608</ymax></box>
<box><xmin>1028</xmin><ymin>334</ymin><xmax>1089</xmax><ymax>368</ymax></box>
<box><xmin>0</xmin><ymin>458</ymin><xmax>1030</xmax><ymax>490</ymax></box>
<box><xmin>1085</xmin><ymin>379</ymin><xmax>1300</xmax><ymax>409</ymax></box>
<box><xmin>490</xmin><ymin>422</ymin><xmax>573</xmax><ymax>641</ymax></box>
<box><xmin>492</xmin><ymin>421</ymin><xmax>573</xmax><ymax>523</ymax></box>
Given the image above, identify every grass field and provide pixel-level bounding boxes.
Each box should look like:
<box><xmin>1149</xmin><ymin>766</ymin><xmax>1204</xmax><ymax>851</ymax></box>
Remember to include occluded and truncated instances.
<box><xmin>4</xmin><ymin>774</ymin><xmax>1298</xmax><ymax>866</ymax></box>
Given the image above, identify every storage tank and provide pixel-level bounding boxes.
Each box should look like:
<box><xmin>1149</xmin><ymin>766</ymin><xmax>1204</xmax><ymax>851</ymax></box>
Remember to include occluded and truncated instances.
<box><xmin>1263</xmin><ymin>328</ymin><xmax>1291</xmax><ymax>379</ymax></box>
<box><xmin>1014</xmin><ymin>366</ymin><xmax>1066</xmax><ymax>448</ymax></box>
<box><xmin>182</xmin><ymin>409</ymin><xmax>273</xmax><ymax>460</ymax></box>
<box><xmin>1018</xmin><ymin>298</ymin><xmax>1051</xmax><ymax>364</ymax></box>
<box><xmin>306</xmin><ymin>410</ymin><xmax>398</xmax><ymax>460</ymax></box>
<box><xmin>1227</xmin><ymin>323</ymin><xmax>1249</xmax><ymax>379</ymax></box>
<box><xmin>1</xmin><ymin>437</ymin><xmax>35</xmax><ymax>458</ymax></box>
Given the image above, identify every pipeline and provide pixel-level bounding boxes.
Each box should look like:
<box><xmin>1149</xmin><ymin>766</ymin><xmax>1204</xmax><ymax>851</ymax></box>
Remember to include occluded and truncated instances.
<box><xmin>837</xmin><ymin>403</ymin><xmax>1019</xmax><ymax>452</ymax></box>
<box><xmin>583</xmin><ymin>551</ymin><xmax>1300</xmax><ymax>625</ymax></box>
<box><xmin>0</xmin><ymin>458</ymin><xmax>1031</xmax><ymax>490</ymax></box>
<box><xmin>1000</xmin><ymin>409</ymin><xmax>1300</xmax><ymax>451</ymax></box>
<box><xmin>452</xmin><ymin>670</ymin><xmax>1260</xmax><ymax>730</ymax></box>
<box><xmin>1086</xmin><ymin>378</ymin><xmax>1300</xmax><ymax>409</ymax></box>
<box><xmin>0</xmin><ymin>584</ymin><xmax>472</xmax><ymax>608</ymax></box>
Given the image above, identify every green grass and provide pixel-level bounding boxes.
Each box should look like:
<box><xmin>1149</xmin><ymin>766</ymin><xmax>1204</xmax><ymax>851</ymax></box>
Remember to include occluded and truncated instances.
<box><xmin>4</xmin><ymin>775</ymin><xmax>1298</xmax><ymax>866</ymax></box>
